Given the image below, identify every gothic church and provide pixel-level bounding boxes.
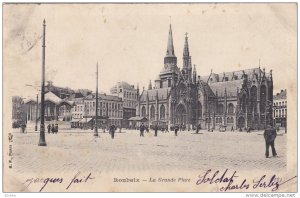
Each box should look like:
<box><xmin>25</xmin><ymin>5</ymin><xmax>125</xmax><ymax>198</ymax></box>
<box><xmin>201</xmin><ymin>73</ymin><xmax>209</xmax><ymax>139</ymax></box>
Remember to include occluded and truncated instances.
<box><xmin>136</xmin><ymin>24</ymin><xmax>273</xmax><ymax>131</ymax></box>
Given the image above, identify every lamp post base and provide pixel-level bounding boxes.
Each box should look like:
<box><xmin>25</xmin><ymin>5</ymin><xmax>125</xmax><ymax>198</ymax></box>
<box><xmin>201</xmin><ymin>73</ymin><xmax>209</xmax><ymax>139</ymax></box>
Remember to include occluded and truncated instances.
<box><xmin>94</xmin><ymin>128</ymin><xmax>98</xmax><ymax>137</ymax></box>
<box><xmin>38</xmin><ymin>141</ymin><xmax>47</xmax><ymax>146</ymax></box>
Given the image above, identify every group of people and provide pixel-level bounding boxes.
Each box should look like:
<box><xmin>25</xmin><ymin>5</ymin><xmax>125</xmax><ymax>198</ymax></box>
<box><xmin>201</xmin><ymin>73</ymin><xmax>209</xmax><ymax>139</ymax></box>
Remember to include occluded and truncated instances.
<box><xmin>47</xmin><ymin>124</ymin><xmax>59</xmax><ymax>134</ymax></box>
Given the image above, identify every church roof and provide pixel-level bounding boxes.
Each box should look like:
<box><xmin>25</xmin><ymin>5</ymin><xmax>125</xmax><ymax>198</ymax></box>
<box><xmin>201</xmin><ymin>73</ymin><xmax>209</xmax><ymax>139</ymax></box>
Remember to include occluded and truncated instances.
<box><xmin>209</xmin><ymin>80</ymin><xmax>243</xmax><ymax>97</ymax></box>
<box><xmin>273</xmin><ymin>89</ymin><xmax>287</xmax><ymax>100</ymax></box>
<box><xmin>140</xmin><ymin>87</ymin><xmax>171</xmax><ymax>102</ymax></box>
<box><xmin>201</xmin><ymin>67</ymin><xmax>266</xmax><ymax>83</ymax></box>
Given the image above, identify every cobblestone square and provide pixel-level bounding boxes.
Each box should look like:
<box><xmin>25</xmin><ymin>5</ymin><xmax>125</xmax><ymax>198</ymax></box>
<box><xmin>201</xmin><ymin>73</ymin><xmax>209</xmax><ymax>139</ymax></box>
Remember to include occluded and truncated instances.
<box><xmin>12</xmin><ymin>128</ymin><xmax>287</xmax><ymax>174</ymax></box>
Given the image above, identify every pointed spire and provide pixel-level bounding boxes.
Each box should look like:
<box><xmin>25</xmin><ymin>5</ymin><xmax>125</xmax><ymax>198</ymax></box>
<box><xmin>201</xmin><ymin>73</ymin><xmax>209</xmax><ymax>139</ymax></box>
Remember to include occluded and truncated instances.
<box><xmin>164</xmin><ymin>24</ymin><xmax>177</xmax><ymax>65</ymax></box>
<box><xmin>166</xmin><ymin>24</ymin><xmax>175</xmax><ymax>57</ymax></box>
<box><xmin>183</xmin><ymin>32</ymin><xmax>190</xmax><ymax>57</ymax></box>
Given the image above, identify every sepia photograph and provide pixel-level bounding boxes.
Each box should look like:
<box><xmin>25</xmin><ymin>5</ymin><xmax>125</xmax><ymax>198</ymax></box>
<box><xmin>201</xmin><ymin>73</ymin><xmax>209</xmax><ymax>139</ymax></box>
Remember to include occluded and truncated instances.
<box><xmin>3</xmin><ymin>2</ymin><xmax>297</xmax><ymax>193</ymax></box>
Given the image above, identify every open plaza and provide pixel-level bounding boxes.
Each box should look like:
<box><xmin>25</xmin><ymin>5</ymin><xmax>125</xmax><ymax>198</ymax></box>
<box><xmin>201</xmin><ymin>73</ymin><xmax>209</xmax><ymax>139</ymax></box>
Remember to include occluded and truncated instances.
<box><xmin>11</xmin><ymin>128</ymin><xmax>287</xmax><ymax>174</ymax></box>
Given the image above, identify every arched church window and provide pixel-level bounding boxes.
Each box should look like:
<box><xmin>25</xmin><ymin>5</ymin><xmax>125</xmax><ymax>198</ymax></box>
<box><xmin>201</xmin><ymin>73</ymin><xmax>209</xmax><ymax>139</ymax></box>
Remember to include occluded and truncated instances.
<box><xmin>198</xmin><ymin>102</ymin><xmax>202</xmax><ymax>118</ymax></box>
<box><xmin>260</xmin><ymin>85</ymin><xmax>267</xmax><ymax>113</ymax></box>
<box><xmin>250</xmin><ymin>86</ymin><xmax>257</xmax><ymax>113</ymax></box>
<box><xmin>141</xmin><ymin>106</ymin><xmax>146</xmax><ymax>117</ymax></box>
<box><xmin>228</xmin><ymin>103</ymin><xmax>234</xmax><ymax>114</ymax></box>
<box><xmin>217</xmin><ymin>104</ymin><xmax>224</xmax><ymax>114</ymax></box>
<box><xmin>150</xmin><ymin>105</ymin><xmax>155</xmax><ymax>119</ymax></box>
<box><xmin>160</xmin><ymin>105</ymin><xmax>165</xmax><ymax>120</ymax></box>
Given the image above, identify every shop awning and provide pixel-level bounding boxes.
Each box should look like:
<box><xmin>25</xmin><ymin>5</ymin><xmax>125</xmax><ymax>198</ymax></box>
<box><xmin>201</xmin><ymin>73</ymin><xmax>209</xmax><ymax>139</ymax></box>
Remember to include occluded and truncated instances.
<box><xmin>79</xmin><ymin>118</ymin><xmax>93</xmax><ymax>123</ymax></box>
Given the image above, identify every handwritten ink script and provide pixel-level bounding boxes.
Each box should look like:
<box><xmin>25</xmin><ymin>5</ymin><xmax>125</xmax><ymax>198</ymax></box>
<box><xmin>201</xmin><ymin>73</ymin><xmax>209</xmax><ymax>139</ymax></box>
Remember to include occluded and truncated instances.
<box><xmin>8</xmin><ymin>133</ymin><xmax>13</xmax><ymax>169</ymax></box>
<box><xmin>23</xmin><ymin>171</ymin><xmax>95</xmax><ymax>192</ymax></box>
<box><xmin>196</xmin><ymin>169</ymin><xmax>297</xmax><ymax>192</ymax></box>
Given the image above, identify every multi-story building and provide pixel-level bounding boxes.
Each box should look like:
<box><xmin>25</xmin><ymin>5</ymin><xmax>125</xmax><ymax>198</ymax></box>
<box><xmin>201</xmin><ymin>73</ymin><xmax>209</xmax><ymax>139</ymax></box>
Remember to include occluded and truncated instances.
<box><xmin>136</xmin><ymin>24</ymin><xmax>273</xmax><ymax>131</ymax></box>
<box><xmin>273</xmin><ymin>89</ymin><xmax>287</xmax><ymax>128</ymax></box>
<box><xmin>110</xmin><ymin>81</ymin><xmax>137</xmax><ymax>128</ymax></box>
<box><xmin>71</xmin><ymin>97</ymin><xmax>85</xmax><ymax>128</ymax></box>
<box><xmin>83</xmin><ymin>93</ymin><xmax>123</xmax><ymax>128</ymax></box>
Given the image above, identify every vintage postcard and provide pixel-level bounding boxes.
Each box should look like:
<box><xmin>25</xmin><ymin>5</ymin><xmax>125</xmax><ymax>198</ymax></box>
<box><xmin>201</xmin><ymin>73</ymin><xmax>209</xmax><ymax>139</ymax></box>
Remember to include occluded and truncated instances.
<box><xmin>3</xmin><ymin>3</ymin><xmax>297</xmax><ymax>193</ymax></box>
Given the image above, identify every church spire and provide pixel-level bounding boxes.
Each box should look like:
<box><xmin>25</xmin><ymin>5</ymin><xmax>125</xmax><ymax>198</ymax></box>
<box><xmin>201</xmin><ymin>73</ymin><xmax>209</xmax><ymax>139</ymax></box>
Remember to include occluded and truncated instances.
<box><xmin>183</xmin><ymin>32</ymin><xmax>190</xmax><ymax>58</ymax></box>
<box><xmin>164</xmin><ymin>24</ymin><xmax>177</xmax><ymax>65</ymax></box>
<box><xmin>182</xmin><ymin>32</ymin><xmax>192</xmax><ymax>82</ymax></box>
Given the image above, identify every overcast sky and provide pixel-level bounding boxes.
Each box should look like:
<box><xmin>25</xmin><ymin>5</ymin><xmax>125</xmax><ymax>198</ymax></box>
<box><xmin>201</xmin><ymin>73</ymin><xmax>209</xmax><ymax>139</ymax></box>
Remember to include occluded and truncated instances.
<box><xmin>3</xmin><ymin>3</ymin><xmax>296</xmax><ymax>99</ymax></box>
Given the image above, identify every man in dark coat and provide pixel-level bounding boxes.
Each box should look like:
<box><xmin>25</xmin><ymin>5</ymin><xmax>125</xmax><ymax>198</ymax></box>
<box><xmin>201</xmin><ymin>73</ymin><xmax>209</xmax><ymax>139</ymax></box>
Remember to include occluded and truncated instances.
<box><xmin>51</xmin><ymin>124</ymin><xmax>55</xmax><ymax>134</ymax></box>
<box><xmin>55</xmin><ymin>124</ymin><xmax>58</xmax><ymax>134</ymax></box>
<box><xmin>140</xmin><ymin>123</ymin><xmax>145</xmax><ymax>137</ymax></box>
<box><xmin>47</xmin><ymin>124</ymin><xmax>51</xmax><ymax>134</ymax></box>
<box><xmin>264</xmin><ymin>125</ymin><xmax>277</xmax><ymax>158</ymax></box>
<box><xmin>110</xmin><ymin>125</ymin><xmax>116</xmax><ymax>139</ymax></box>
<box><xmin>174</xmin><ymin>125</ymin><xmax>179</xmax><ymax>136</ymax></box>
<box><xmin>154</xmin><ymin>124</ymin><xmax>158</xmax><ymax>137</ymax></box>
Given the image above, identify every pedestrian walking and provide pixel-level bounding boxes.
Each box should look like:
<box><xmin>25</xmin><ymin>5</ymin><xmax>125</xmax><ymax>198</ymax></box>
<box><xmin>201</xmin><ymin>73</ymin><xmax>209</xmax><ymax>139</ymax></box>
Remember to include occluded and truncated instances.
<box><xmin>196</xmin><ymin>124</ymin><xmax>201</xmax><ymax>133</ymax></box>
<box><xmin>264</xmin><ymin>125</ymin><xmax>277</xmax><ymax>158</ymax></box>
<box><xmin>231</xmin><ymin>126</ymin><xmax>234</xmax><ymax>132</ymax></box>
<box><xmin>55</xmin><ymin>124</ymin><xmax>58</xmax><ymax>134</ymax></box>
<box><xmin>246</xmin><ymin>127</ymin><xmax>251</xmax><ymax>133</ymax></box>
<box><xmin>154</xmin><ymin>124</ymin><xmax>158</xmax><ymax>137</ymax></box>
<box><xmin>110</xmin><ymin>125</ymin><xmax>116</xmax><ymax>139</ymax></box>
<box><xmin>140</xmin><ymin>123</ymin><xmax>145</xmax><ymax>137</ymax></box>
<box><xmin>21</xmin><ymin>123</ymin><xmax>26</xmax><ymax>133</ymax></box>
<box><xmin>174</xmin><ymin>125</ymin><xmax>179</xmax><ymax>136</ymax></box>
<box><xmin>51</xmin><ymin>124</ymin><xmax>55</xmax><ymax>134</ymax></box>
<box><xmin>47</xmin><ymin>124</ymin><xmax>51</xmax><ymax>134</ymax></box>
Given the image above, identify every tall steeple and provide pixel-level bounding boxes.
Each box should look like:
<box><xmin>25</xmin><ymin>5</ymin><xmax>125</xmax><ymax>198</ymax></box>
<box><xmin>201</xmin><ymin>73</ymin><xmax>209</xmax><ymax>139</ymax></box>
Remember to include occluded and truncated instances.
<box><xmin>164</xmin><ymin>24</ymin><xmax>177</xmax><ymax>65</ymax></box>
<box><xmin>182</xmin><ymin>32</ymin><xmax>192</xmax><ymax>82</ymax></box>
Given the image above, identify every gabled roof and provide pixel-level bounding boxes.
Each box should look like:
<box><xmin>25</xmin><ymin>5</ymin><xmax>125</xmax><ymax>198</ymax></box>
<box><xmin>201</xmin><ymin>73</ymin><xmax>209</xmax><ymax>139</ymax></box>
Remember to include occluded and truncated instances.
<box><xmin>45</xmin><ymin>91</ymin><xmax>62</xmax><ymax>104</ymax></box>
<box><xmin>273</xmin><ymin>90</ymin><xmax>287</xmax><ymax>100</ymax></box>
<box><xmin>140</xmin><ymin>87</ymin><xmax>171</xmax><ymax>102</ymax></box>
<box><xmin>201</xmin><ymin>67</ymin><xmax>266</xmax><ymax>83</ymax></box>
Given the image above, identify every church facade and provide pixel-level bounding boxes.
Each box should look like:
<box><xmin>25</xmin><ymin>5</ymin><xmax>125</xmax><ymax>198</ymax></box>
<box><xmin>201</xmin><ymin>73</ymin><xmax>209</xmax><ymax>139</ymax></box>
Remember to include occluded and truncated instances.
<box><xmin>136</xmin><ymin>25</ymin><xmax>273</xmax><ymax>131</ymax></box>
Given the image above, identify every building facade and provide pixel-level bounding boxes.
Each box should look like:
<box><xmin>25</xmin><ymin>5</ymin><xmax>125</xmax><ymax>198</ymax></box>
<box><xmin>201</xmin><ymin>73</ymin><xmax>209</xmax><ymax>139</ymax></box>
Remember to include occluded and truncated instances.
<box><xmin>273</xmin><ymin>89</ymin><xmax>287</xmax><ymax>128</ymax></box>
<box><xmin>110</xmin><ymin>81</ymin><xmax>137</xmax><ymax>128</ymax></box>
<box><xmin>83</xmin><ymin>93</ymin><xmax>123</xmax><ymax>127</ymax></box>
<box><xmin>137</xmin><ymin>24</ymin><xmax>273</xmax><ymax>131</ymax></box>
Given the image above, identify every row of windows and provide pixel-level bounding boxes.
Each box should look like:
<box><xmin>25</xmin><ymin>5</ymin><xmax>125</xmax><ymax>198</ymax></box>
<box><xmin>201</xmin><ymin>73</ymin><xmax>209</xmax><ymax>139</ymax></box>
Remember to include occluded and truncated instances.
<box><xmin>141</xmin><ymin>105</ymin><xmax>166</xmax><ymax>120</ymax></box>
<box><xmin>273</xmin><ymin>109</ymin><xmax>287</xmax><ymax>118</ymax></box>
<box><xmin>124</xmin><ymin>100</ymin><xmax>136</xmax><ymax>108</ymax></box>
<box><xmin>85</xmin><ymin>109</ymin><xmax>123</xmax><ymax>117</ymax></box>
<box><xmin>73</xmin><ymin>113</ymin><xmax>83</xmax><ymax>119</ymax></box>
<box><xmin>73</xmin><ymin>105</ymin><xmax>84</xmax><ymax>112</ymax></box>
<box><xmin>84</xmin><ymin>101</ymin><xmax>122</xmax><ymax>109</ymax></box>
<box><xmin>273</xmin><ymin>101</ymin><xmax>287</xmax><ymax>107</ymax></box>
<box><xmin>123</xmin><ymin>91</ymin><xmax>137</xmax><ymax>99</ymax></box>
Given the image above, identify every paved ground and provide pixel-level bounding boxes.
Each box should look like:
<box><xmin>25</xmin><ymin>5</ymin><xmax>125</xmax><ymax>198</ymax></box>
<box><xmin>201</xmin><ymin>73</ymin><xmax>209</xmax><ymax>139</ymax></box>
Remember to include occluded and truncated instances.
<box><xmin>11</xmin><ymin>128</ymin><xmax>287</xmax><ymax>174</ymax></box>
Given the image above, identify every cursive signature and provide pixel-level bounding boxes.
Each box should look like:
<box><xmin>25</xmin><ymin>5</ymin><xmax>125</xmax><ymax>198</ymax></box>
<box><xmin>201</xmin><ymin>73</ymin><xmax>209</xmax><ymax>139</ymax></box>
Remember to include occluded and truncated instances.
<box><xmin>23</xmin><ymin>171</ymin><xmax>95</xmax><ymax>192</ymax></box>
<box><xmin>196</xmin><ymin>169</ymin><xmax>297</xmax><ymax>192</ymax></box>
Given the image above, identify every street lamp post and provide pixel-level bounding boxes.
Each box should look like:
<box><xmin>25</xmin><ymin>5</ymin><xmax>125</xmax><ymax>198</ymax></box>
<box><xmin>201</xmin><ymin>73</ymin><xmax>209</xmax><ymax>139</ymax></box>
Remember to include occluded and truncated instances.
<box><xmin>94</xmin><ymin>62</ymin><xmax>99</xmax><ymax>137</ymax></box>
<box><xmin>38</xmin><ymin>19</ymin><xmax>47</xmax><ymax>146</ymax></box>
<box><xmin>35</xmin><ymin>94</ymin><xmax>39</xmax><ymax>131</ymax></box>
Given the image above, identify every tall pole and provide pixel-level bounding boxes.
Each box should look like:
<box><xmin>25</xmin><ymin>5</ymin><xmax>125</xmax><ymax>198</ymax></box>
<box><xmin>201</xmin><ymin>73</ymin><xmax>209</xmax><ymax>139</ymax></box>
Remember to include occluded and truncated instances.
<box><xmin>94</xmin><ymin>62</ymin><xmax>99</xmax><ymax>136</ymax></box>
<box><xmin>35</xmin><ymin>94</ymin><xmax>39</xmax><ymax>131</ymax></box>
<box><xmin>39</xmin><ymin>19</ymin><xmax>47</xmax><ymax>146</ymax></box>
